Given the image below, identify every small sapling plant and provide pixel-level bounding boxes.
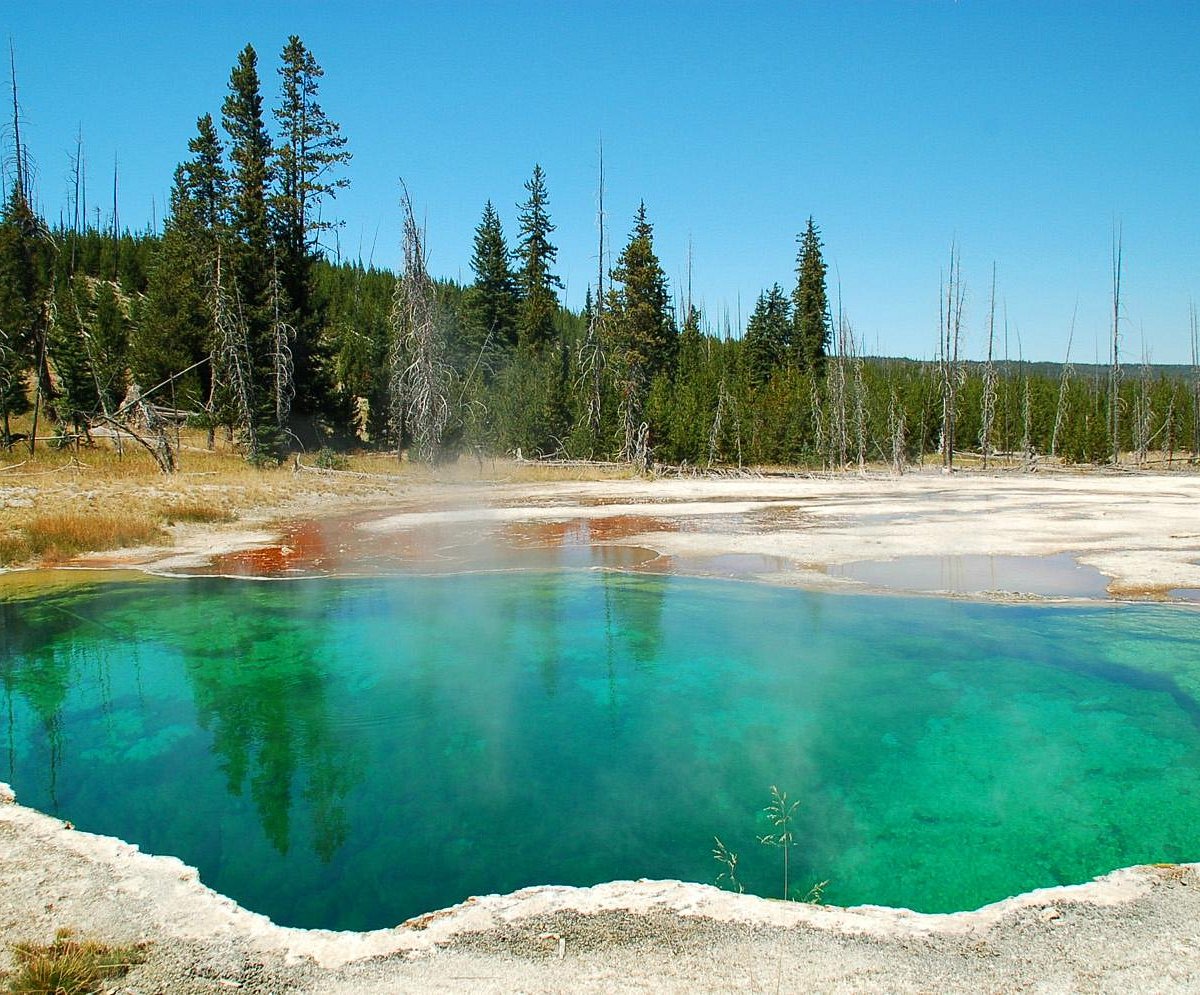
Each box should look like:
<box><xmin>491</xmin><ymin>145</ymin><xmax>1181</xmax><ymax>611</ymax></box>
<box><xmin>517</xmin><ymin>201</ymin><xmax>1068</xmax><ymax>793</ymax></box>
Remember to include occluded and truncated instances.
<box><xmin>709</xmin><ymin>787</ymin><xmax>828</xmax><ymax>904</ymax></box>
<box><xmin>758</xmin><ymin>784</ymin><xmax>799</xmax><ymax>900</ymax></box>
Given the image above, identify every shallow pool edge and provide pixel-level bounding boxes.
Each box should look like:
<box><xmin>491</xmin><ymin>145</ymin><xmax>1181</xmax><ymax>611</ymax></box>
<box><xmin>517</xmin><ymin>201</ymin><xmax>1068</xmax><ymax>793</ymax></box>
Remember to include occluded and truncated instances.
<box><xmin>2</xmin><ymin>780</ymin><xmax>1194</xmax><ymax>971</ymax></box>
<box><xmin>7</xmin><ymin>555</ymin><xmax>1200</xmax><ymax>613</ymax></box>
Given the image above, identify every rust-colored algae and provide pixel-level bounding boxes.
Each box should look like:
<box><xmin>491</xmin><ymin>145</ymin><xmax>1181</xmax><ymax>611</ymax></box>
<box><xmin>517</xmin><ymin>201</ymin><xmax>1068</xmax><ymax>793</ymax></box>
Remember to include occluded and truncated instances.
<box><xmin>210</xmin><ymin>520</ymin><xmax>333</xmax><ymax>576</ymax></box>
<box><xmin>499</xmin><ymin>515</ymin><xmax>677</xmax><ymax>547</ymax></box>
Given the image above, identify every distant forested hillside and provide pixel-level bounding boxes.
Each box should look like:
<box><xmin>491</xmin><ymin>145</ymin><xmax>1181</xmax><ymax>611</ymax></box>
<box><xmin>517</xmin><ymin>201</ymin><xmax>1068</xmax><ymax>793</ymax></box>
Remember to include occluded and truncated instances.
<box><xmin>2</xmin><ymin>38</ymin><xmax>1197</xmax><ymax>470</ymax></box>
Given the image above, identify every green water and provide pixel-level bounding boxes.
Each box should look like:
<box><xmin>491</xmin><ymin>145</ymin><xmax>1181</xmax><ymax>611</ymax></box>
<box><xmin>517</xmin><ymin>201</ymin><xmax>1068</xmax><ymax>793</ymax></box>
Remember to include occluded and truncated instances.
<box><xmin>3</xmin><ymin>572</ymin><xmax>1200</xmax><ymax>931</ymax></box>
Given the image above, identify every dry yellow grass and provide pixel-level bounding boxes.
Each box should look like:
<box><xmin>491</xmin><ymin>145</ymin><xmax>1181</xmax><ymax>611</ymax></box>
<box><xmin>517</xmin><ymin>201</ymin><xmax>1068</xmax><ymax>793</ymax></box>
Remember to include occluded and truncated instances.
<box><xmin>0</xmin><ymin>430</ymin><xmax>305</xmax><ymax>567</ymax></box>
<box><xmin>156</xmin><ymin>498</ymin><xmax>236</xmax><ymax>524</ymax></box>
<box><xmin>0</xmin><ymin>512</ymin><xmax>166</xmax><ymax>566</ymax></box>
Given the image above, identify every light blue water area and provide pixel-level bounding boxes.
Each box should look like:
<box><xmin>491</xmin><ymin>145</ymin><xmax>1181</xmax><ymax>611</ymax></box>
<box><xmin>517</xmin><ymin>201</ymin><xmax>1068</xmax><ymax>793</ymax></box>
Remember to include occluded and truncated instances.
<box><xmin>2</xmin><ymin>573</ymin><xmax>1199</xmax><ymax>931</ymax></box>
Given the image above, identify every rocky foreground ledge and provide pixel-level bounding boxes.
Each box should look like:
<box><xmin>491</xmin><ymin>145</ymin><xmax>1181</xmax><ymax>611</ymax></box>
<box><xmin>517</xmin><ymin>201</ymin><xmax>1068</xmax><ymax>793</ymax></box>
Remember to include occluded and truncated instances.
<box><xmin>2</xmin><ymin>785</ymin><xmax>1198</xmax><ymax>993</ymax></box>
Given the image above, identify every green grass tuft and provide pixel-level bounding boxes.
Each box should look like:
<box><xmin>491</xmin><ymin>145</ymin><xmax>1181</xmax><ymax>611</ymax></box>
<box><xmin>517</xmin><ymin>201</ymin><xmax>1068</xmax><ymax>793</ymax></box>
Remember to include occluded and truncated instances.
<box><xmin>5</xmin><ymin>928</ymin><xmax>147</xmax><ymax>995</ymax></box>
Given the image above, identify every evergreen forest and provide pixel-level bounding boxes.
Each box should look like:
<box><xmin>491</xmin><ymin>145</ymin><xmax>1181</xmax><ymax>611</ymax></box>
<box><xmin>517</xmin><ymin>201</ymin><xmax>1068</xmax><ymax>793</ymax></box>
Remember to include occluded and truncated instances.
<box><xmin>2</xmin><ymin>38</ymin><xmax>1198</xmax><ymax>473</ymax></box>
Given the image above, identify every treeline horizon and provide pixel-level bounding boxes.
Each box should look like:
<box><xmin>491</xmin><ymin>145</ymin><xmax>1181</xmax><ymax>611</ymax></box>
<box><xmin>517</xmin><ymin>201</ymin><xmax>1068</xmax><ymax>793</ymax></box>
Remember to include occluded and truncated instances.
<box><xmin>2</xmin><ymin>37</ymin><xmax>1198</xmax><ymax>471</ymax></box>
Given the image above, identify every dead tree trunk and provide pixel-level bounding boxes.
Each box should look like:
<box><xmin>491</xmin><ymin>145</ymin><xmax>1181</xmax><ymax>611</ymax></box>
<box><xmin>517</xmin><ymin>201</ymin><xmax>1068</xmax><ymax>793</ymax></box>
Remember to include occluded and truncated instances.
<box><xmin>939</xmin><ymin>245</ymin><xmax>965</xmax><ymax>472</ymax></box>
<box><xmin>1164</xmin><ymin>392</ymin><xmax>1176</xmax><ymax>468</ymax></box>
<box><xmin>577</xmin><ymin>316</ymin><xmax>603</xmax><ymax>456</ymax></box>
<box><xmin>981</xmin><ymin>264</ymin><xmax>997</xmax><ymax>468</ymax></box>
<box><xmin>618</xmin><ymin>362</ymin><xmax>646</xmax><ymax>464</ymax></box>
<box><xmin>270</xmin><ymin>252</ymin><xmax>296</xmax><ymax>436</ymax></box>
<box><xmin>808</xmin><ymin>375</ymin><xmax>825</xmax><ymax>471</ymax></box>
<box><xmin>1109</xmin><ymin>227</ymin><xmax>1123</xmax><ymax>466</ymax></box>
<box><xmin>70</xmin><ymin>128</ymin><xmax>83</xmax><ymax>273</ymax></box>
<box><xmin>844</xmin><ymin>319</ymin><xmax>866</xmax><ymax>473</ymax></box>
<box><xmin>1191</xmin><ymin>303</ymin><xmax>1199</xmax><ymax>462</ymax></box>
<box><xmin>390</xmin><ymin>183</ymin><xmax>451</xmax><ymax>463</ymax></box>
<box><xmin>212</xmin><ymin>245</ymin><xmax>257</xmax><ymax>458</ymax></box>
<box><xmin>827</xmin><ymin>314</ymin><xmax>848</xmax><ymax>470</ymax></box>
<box><xmin>575</xmin><ymin>140</ymin><xmax>606</xmax><ymax>457</ymax></box>
<box><xmin>1021</xmin><ymin>374</ymin><xmax>1033</xmax><ymax>470</ymax></box>
<box><xmin>889</xmin><ymin>386</ymin><xmax>906</xmax><ymax>475</ymax></box>
<box><xmin>1051</xmin><ymin>301</ymin><xmax>1078</xmax><ymax>460</ymax></box>
<box><xmin>1134</xmin><ymin>353</ymin><xmax>1151</xmax><ymax>468</ymax></box>
<box><xmin>707</xmin><ymin>380</ymin><xmax>725</xmax><ymax>468</ymax></box>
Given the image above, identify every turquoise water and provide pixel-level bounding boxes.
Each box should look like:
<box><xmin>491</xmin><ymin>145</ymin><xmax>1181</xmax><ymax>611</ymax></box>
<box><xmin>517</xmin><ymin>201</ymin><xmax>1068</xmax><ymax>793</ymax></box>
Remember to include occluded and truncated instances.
<box><xmin>3</xmin><ymin>572</ymin><xmax>1200</xmax><ymax>931</ymax></box>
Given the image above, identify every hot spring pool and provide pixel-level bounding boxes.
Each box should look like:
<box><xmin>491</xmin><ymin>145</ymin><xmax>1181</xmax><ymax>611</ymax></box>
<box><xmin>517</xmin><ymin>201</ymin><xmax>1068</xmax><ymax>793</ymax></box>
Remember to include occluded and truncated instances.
<box><xmin>2</xmin><ymin>571</ymin><xmax>1199</xmax><ymax>930</ymax></box>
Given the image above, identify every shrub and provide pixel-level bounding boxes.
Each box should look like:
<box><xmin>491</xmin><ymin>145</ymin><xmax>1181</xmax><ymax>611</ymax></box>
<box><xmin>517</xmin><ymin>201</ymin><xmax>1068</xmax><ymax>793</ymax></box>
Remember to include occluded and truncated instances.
<box><xmin>313</xmin><ymin>447</ymin><xmax>349</xmax><ymax>471</ymax></box>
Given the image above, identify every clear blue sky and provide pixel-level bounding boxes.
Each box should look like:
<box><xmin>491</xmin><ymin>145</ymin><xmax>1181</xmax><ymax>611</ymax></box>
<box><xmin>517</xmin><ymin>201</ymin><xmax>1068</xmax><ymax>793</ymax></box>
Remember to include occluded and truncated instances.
<box><xmin>7</xmin><ymin>1</ymin><xmax>1199</xmax><ymax>362</ymax></box>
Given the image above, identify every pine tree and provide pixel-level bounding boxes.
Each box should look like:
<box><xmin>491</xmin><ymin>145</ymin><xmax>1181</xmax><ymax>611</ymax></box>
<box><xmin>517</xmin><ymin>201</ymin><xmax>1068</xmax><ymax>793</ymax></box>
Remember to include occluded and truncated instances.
<box><xmin>134</xmin><ymin>166</ymin><xmax>212</xmax><ymax>406</ymax></box>
<box><xmin>48</xmin><ymin>280</ymin><xmax>99</xmax><ymax>435</ymax></box>
<box><xmin>607</xmin><ymin>202</ymin><xmax>675</xmax><ymax>462</ymax></box>
<box><xmin>666</xmin><ymin>302</ymin><xmax>716</xmax><ymax>463</ymax></box>
<box><xmin>607</xmin><ymin>202</ymin><xmax>676</xmax><ymax>380</ymax></box>
<box><xmin>792</xmin><ymin>217</ymin><xmax>831</xmax><ymax>375</ymax></box>
<box><xmin>185</xmin><ymin>114</ymin><xmax>228</xmax><ymax>232</ymax></box>
<box><xmin>745</xmin><ymin>284</ymin><xmax>792</xmax><ymax>386</ymax></box>
<box><xmin>0</xmin><ymin>183</ymin><xmax>53</xmax><ymax>443</ymax></box>
<box><xmin>539</xmin><ymin>337</ymin><xmax>572</xmax><ymax>455</ymax></box>
<box><xmin>515</xmin><ymin>164</ymin><xmax>561</xmax><ymax>354</ymax></box>
<box><xmin>272</xmin><ymin>35</ymin><xmax>349</xmax><ymax>418</ymax></box>
<box><xmin>89</xmin><ymin>281</ymin><xmax>130</xmax><ymax>412</ymax></box>
<box><xmin>0</xmin><ymin>323</ymin><xmax>29</xmax><ymax>443</ymax></box>
<box><xmin>222</xmin><ymin>43</ymin><xmax>282</xmax><ymax>458</ymax></box>
<box><xmin>464</xmin><ymin>200</ymin><xmax>518</xmax><ymax>365</ymax></box>
<box><xmin>581</xmin><ymin>285</ymin><xmax>594</xmax><ymax>330</ymax></box>
<box><xmin>182</xmin><ymin>115</ymin><xmax>231</xmax><ymax>431</ymax></box>
<box><xmin>677</xmin><ymin>303</ymin><xmax>706</xmax><ymax>393</ymax></box>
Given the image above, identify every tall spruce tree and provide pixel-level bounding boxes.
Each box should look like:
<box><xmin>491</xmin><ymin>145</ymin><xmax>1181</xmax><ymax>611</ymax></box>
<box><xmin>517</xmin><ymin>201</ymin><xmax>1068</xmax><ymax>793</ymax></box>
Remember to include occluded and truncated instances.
<box><xmin>222</xmin><ymin>43</ymin><xmax>281</xmax><ymax>458</ymax></box>
<box><xmin>464</xmin><ymin>200</ymin><xmax>518</xmax><ymax>365</ymax></box>
<box><xmin>515</xmin><ymin>164</ymin><xmax>561</xmax><ymax>353</ymax></box>
<box><xmin>185</xmin><ymin>114</ymin><xmax>228</xmax><ymax>232</ymax></box>
<box><xmin>745</xmin><ymin>284</ymin><xmax>792</xmax><ymax>386</ymax></box>
<box><xmin>135</xmin><ymin>166</ymin><xmax>212</xmax><ymax>405</ymax></box>
<box><xmin>607</xmin><ymin>202</ymin><xmax>676</xmax><ymax>381</ymax></box>
<box><xmin>272</xmin><ymin>35</ymin><xmax>349</xmax><ymax>417</ymax></box>
<box><xmin>607</xmin><ymin>202</ymin><xmax>675</xmax><ymax>461</ymax></box>
<box><xmin>792</xmin><ymin>217</ymin><xmax>831</xmax><ymax>374</ymax></box>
